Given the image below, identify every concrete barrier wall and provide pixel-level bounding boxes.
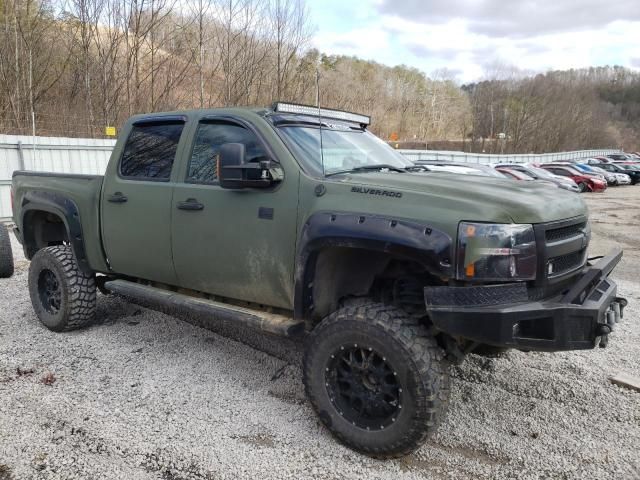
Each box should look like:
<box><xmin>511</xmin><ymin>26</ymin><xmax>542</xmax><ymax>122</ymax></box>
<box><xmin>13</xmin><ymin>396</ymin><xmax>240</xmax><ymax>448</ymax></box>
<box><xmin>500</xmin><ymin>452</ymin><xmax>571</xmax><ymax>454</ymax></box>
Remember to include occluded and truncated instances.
<box><xmin>0</xmin><ymin>135</ymin><xmax>115</xmax><ymax>221</ymax></box>
<box><xmin>398</xmin><ymin>148</ymin><xmax>620</xmax><ymax>164</ymax></box>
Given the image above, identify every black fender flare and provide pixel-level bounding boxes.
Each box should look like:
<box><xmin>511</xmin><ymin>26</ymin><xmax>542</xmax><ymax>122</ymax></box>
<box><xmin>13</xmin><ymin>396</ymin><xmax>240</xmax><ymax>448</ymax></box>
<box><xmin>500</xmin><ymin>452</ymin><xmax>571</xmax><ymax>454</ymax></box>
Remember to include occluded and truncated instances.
<box><xmin>20</xmin><ymin>190</ymin><xmax>92</xmax><ymax>274</ymax></box>
<box><xmin>294</xmin><ymin>211</ymin><xmax>453</xmax><ymax>319</ymax></box>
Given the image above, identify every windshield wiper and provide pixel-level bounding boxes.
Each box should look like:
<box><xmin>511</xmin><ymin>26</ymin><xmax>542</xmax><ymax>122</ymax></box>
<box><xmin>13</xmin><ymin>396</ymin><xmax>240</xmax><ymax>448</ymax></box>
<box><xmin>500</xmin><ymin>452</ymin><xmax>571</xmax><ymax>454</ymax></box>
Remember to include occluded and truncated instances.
<box><xmin>325</xmin><ymin>164</ymin><xmax>407</xmax><ymax>177</ymax></box>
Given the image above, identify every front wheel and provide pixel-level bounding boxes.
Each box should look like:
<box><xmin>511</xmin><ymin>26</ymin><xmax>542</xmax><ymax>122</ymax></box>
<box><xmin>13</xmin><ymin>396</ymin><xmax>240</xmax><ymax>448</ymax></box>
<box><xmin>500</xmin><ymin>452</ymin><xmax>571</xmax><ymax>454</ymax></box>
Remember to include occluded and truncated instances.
<box><xmin>303</xmin><ymin>301</ymin><xmax>450</xmax><ymax>458</ymax></box>
<box><xmin>28</xmin><ymin>246</ymin><xmax>96</xmax><ymax>331</ymax></box>
<box><xmin>578</xmin><ymin>182</ymin><xmax>588</xmax><ymax>192</ymax></box>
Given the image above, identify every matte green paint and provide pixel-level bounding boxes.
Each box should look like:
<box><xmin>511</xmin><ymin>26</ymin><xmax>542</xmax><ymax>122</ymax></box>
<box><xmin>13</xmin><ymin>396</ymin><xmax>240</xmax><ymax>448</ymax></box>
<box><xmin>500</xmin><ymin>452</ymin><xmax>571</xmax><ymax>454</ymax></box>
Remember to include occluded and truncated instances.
<box><xmin>170</xmin><ymin>113</ymin><xmax>300</xmax><ymax>309</ymax></box>
<box><xmin>11</xmin><ymin>174</ymin><xmax>109</xmax><ymax>273</ymax></box>
<box><xmin>12</xmin><ymin>107</ymin><xmax>589</xmax><ymax>310</ymax></box>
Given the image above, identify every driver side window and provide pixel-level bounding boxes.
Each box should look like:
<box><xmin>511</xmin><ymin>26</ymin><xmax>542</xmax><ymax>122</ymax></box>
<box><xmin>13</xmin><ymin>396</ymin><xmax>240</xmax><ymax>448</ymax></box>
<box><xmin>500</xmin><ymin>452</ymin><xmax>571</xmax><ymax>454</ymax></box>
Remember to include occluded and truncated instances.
<box><xmin>187</xmin><ymin>121</ymin><xmax>268</xmax><ymax>184</ymax></box>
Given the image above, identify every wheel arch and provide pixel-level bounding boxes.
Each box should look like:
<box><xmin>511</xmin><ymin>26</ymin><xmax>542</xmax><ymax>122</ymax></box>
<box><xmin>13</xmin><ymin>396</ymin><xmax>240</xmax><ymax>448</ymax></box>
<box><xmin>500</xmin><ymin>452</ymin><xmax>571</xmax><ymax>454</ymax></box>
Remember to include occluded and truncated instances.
<box><xmin>20</xmin><ymin>191</ymin><xmax>92</xmax><ymax>274</ymax></box>
<box><xmin>294</xmin><ymin>212</ymin><xmax>454</xmax><ymax>321</ymax></box>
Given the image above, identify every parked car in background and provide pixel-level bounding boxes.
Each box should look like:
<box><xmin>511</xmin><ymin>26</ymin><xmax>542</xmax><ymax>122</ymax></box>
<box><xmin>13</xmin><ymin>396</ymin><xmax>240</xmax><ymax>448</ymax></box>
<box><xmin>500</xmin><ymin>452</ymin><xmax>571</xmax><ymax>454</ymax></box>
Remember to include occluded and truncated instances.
<box><xmin>571</xmin><ymin>164</ymin><xmax>616</xmax><ymax>185</ymax></box>
<box><xmin>496</xmin><ymin>168</ymin><xmax>560</xmax><ymax>188</ymax></box>
<box><xmin>614</xmin><ymin>173</ymin><xmax>632</xmax><ymax>185</ymax></box>
<box><xmin>494</xmin><ymin>163</ymin><xmax>580</xmax><ymax>192</ymax></box>
<box><xmin>589</xmin><ymin>166</ymin><xmax>631</xmax><ymax>185</ymax></box>
<box><xmin>618</xmin><ymin>164</ymin><xmax>640</xmax><ymax>178</ymax></box>
<box><xmin>544</xmin><ymin>162</ymin><xmax>608</xmax><ymax>184</ymax></box>
<box><xmin>606</xmin><ymin>153</ymin><xmax>632</xmax><ymax>161</ymax></box>
<box><xmin>496</xmin><ymin>167</ymin><xmax>534</xmax><ymax>180</ymax></box>
<box><xmin>413</xmin><ymin>160</ymin><xmax>506</xmax><ymax>178</ymax></box>
<box><xmin>582</xmin><ymin>157</ymin><xmax>607</xmax><ymax>165</ymax></box>
<box><xmin>594</xmin><ymin>156</ymin><xmax>616</xmax><ymax>163</ymax></box>
<box><xmin>540</xmin><ymin>165</ymin><xmax>607</xmax><ymax>192</ymax></box>
<box><xmin>597</xmin><ymin>163</ymin><xmax>640</xmax><ymax>184</ymax></box>
<box><xmin>570</xmin><ymin>164</ymin><xmax>611</xmax><ymax>182</ymax></box>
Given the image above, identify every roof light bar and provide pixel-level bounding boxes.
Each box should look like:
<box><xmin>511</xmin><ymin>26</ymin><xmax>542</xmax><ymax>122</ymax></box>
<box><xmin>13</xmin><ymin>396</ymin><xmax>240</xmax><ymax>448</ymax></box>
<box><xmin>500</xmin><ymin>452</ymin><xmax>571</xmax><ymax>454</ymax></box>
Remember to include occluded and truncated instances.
<box><xmin>273</xmin><ymin>102</ymin><xmax>371</xmax><ymax>126</ymax></box>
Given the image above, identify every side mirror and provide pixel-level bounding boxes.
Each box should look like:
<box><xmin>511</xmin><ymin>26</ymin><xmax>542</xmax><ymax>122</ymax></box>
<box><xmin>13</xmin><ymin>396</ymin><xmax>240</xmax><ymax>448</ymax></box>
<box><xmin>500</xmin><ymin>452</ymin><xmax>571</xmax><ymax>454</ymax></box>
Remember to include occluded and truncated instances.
<box><xmin>218</xmin><ymin>143</ymin><xmax>275</xmax><ymax>189</ymax></box>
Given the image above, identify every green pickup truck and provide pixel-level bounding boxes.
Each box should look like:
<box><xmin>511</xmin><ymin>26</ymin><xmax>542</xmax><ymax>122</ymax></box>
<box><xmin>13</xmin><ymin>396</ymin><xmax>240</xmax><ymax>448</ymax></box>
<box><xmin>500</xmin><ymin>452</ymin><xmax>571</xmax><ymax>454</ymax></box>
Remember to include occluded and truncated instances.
<box><xmin>10</xmin><ymin>103</ymin><xmax>627</xmax><ymax>457</ymax></box>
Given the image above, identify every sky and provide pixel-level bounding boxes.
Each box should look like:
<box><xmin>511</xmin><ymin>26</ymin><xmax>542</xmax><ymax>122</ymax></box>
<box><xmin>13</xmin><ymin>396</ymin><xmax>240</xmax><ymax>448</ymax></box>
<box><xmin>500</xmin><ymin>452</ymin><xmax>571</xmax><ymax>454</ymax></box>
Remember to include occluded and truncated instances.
<box><xmin>307</xmin><ymin>0</ymin><xmax>640</xmax><ymax>83</ymax></box>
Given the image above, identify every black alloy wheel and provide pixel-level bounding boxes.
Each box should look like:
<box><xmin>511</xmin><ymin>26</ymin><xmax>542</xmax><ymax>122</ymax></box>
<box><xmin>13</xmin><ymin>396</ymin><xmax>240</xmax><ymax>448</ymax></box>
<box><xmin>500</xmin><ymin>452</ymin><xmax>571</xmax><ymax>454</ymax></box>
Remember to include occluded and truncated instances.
<box><xmin>37</xmin><ymin>269</ymin><xmax>62</xmax><ymax>314</ymax></box>
<box><xmin>326</xmin><ymin>344</ymin><xmax>402</xmax><ymax>431</ymax></box>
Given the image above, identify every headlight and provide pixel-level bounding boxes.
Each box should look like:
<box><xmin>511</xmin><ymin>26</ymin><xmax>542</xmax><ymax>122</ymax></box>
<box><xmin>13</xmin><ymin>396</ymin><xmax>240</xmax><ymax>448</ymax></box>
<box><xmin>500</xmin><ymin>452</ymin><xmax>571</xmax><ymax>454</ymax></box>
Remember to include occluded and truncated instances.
<box><xmin>457</xmin><ymin>222</ymin><xmax>537</xmax><ymax>281</ymax></box>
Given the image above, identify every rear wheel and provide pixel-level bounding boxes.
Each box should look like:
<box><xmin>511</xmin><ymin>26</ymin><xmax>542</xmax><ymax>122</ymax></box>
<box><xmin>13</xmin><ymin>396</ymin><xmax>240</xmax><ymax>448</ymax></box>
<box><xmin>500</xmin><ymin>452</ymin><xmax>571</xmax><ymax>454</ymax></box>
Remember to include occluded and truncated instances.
<box><xmin>0</xmin><ymin>223</ymin><xmax>14</xmax><ymax>278</ymax></box>
<box><xmin>28</xmin><ymin>246</ymin><xmax>96</xmax><ymax>331</ymax></box>
<box><xmin>303</xmin><ymin>301</ymin><xmax>450</xmax><ymax>458</ymax></box>
<box><xmin>578</xmin><ymin>182</ymin><xmax>588</xmax><ymax>192</ymax></box>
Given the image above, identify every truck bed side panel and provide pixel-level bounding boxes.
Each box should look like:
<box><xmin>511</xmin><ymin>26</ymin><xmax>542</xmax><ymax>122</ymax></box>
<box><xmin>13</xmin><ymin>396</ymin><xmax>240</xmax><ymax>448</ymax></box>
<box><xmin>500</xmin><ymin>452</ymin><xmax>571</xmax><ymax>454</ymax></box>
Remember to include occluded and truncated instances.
<box><xmin>12</xmin><ymin>172</ymin><xmax>108</xmax><ymax>273</ymax></box>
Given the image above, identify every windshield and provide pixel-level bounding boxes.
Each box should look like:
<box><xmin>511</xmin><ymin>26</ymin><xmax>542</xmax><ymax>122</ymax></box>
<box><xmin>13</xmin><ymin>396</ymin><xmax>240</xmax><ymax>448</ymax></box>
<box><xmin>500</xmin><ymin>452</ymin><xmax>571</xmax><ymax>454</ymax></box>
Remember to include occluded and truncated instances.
<box><xmin>278</xmin><ymin>126</ymin><xmax>413</xmax><ymax>176</ymax></box>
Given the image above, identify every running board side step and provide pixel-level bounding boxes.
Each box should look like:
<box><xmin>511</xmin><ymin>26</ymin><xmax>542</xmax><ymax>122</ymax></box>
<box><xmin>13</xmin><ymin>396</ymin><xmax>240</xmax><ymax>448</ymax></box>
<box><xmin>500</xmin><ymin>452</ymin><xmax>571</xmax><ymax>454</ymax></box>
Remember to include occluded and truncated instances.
<box><xmin>104</xmin><ymin>279</ymin><xmax>304</xmax><ymax>337</ymax></box>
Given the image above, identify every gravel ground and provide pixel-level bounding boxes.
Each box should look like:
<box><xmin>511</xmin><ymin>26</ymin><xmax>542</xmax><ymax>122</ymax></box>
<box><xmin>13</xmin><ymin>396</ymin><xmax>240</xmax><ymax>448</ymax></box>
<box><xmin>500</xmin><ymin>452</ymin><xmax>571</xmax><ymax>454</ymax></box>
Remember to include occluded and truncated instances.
<box><xmin>1</xmin><ymin>187</ymin><xmax>639</xmax><ymax>480</ymax></box>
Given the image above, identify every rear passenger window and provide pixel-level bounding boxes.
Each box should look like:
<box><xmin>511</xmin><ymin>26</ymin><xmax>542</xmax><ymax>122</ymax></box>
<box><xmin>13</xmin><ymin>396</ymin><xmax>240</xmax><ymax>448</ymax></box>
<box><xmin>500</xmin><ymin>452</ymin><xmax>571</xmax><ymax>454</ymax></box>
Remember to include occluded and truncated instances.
<box><xmin>120</xmin><ymin>123</ymin><xmax>184</xmax><ymax>180</ymax></box>
<box><xmin>187</xmin><ymin>122</ymin><xmax>268</xmax><ymax>184</ymax></box>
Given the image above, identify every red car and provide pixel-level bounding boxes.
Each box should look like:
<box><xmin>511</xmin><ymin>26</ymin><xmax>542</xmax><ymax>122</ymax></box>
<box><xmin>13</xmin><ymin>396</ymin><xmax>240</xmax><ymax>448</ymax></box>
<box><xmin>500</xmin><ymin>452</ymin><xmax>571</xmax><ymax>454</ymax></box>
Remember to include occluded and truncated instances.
<box><xmin>496</xmin><ymin>167</ymin><xmax>558</xmax><ymax>187</ymax></box>
<box><xmin>539</xmin><ymin>165</ymin><xmax>607</xmax><ymax>192</ymax></box>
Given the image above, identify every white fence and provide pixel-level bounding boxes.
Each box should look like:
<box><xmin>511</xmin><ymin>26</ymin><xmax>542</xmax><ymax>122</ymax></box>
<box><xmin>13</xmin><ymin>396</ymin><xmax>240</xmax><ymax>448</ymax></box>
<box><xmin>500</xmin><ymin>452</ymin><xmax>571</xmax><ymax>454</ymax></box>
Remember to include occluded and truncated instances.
<box><xmin>0</xmin><ymin>134</ymin><xmax>115</xmax><ymax>222</ymax></box>
<box><xmin>398</xmin><ymin>148</ymin><xmax>620</xmax><ymax>164</ymax></box>
<box><xmin>0</xmin><ymin>134</ymin><xmax>622</xmax><ymax>221</ymax></box>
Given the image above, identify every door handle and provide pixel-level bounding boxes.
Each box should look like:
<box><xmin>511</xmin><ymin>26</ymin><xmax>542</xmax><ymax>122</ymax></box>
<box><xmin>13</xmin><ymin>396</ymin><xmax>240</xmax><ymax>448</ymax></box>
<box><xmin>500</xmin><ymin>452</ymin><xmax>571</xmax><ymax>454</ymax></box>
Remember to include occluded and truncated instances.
<box><xmin>107</xmin><ymin>192</ymin><xmax>128</xmax><ymax>203</ymax></box>
<box><xmin>177</xmin><ymin>199</ymin><xmax>204</xmax><ymax>211</ymax></box>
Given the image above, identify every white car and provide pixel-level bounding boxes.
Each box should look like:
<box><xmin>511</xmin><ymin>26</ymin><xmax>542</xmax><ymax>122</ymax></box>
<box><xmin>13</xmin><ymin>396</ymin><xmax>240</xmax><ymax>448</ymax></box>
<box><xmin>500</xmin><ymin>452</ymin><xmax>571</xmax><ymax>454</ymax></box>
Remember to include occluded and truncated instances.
<box><xmin>614</xmin><ymin>173</ymin><xmax>631</xmax><ymax>185</ymax></box>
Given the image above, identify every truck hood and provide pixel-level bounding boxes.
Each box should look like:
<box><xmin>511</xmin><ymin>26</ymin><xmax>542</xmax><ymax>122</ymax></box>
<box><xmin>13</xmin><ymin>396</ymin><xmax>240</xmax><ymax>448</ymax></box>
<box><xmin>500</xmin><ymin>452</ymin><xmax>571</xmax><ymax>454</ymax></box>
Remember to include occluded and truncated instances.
<box><xmin>335</xmin><ymin>171</ymin><xmax>588</xmax><ymax>224</ymax></box>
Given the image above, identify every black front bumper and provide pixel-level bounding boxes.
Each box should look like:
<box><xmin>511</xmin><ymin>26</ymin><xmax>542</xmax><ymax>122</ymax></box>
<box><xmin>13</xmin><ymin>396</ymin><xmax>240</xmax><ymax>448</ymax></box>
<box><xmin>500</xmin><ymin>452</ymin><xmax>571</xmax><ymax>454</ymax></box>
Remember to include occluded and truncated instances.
<box><xmin>424</xmin><ymin>250</ymin><xmax>627</xmax><ymax>351</ymax></box>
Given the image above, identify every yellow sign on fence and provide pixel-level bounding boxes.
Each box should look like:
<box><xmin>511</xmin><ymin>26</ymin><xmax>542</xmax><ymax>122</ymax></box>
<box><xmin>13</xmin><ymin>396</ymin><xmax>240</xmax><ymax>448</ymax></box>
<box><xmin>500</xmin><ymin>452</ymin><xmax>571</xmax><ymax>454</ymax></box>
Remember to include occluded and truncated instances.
<box><xmin>105</xmin><ymin>126</ymin><xmax>117</xmax><ymax>137</ymax></box>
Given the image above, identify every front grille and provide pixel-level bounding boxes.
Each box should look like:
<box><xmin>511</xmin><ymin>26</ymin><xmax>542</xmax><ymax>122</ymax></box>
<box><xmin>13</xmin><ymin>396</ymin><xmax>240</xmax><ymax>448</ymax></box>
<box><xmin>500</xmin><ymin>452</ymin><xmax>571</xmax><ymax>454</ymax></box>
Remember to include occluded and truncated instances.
<box><xmin>548</xmin><ymin>249</ymin><xmax>586</xmax><ymax>277</ymax></box>
<box><xmin>545</xmin><ymin>222</ymin><xmax>586</xmax><ymax>242</ymax></box>
<box><xmin>534</xmin><ymin>216</ymin><xmax>589</xmax><ymax>288</ymax></box>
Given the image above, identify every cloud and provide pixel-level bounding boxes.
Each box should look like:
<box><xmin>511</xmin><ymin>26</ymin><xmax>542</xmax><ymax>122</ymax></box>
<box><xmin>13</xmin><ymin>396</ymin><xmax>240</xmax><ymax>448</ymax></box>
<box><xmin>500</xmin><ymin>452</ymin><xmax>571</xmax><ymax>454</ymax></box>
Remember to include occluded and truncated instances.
<box><xmin>406</xmin><ymin>44</ymin><xmax>461</xmax><ymax>62</ymax></box>
<box><xmin>376</xmin><ymin>0</ymin><xmax>640</xmax><ymax>38</ymax></box>
<box><xmin>308</xmin><ymin>0</ymin><xmax>640</xmax><ymax>82</ymax></box>
<box><xmin>312</xmin><ymin>25</ymin><xmax>392</xmax><ymax>61</ymax></box>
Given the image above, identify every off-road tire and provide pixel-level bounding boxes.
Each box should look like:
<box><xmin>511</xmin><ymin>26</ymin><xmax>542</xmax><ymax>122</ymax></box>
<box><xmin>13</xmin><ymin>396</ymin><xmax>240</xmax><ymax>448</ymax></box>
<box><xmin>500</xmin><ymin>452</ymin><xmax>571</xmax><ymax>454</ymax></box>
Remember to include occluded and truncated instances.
<box><xmin>28</xmin><ymin>246</ymin><xmax>96</xmax><ymax>332</ymax></box>
<box><xmin>0</xmin><ymin>223</ymin><xmax>14</xmax><ymax>278</ymax></box>
<box><xmin>303</xmin><ymin>301</ymin><xmax>450</xmax><ymax>458</ymax></box>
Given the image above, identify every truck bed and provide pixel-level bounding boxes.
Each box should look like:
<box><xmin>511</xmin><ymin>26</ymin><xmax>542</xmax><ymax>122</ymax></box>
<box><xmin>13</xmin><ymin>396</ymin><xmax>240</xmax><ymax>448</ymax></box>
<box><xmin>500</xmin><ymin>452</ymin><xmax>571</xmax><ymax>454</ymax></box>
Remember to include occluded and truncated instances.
<box><xmin>11</xmin><ymin>171</ymin><xmax>108</xmax><ymax>272</ymax></box>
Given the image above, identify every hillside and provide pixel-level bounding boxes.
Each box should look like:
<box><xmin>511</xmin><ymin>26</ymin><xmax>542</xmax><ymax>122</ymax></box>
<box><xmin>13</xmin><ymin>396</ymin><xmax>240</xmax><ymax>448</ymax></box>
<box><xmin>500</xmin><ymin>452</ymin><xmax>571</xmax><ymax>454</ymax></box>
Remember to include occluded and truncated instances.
<box><xmin>0</xmin><ymin>0</ymin><xmax>638</xmax><ymax>152</ymax></box>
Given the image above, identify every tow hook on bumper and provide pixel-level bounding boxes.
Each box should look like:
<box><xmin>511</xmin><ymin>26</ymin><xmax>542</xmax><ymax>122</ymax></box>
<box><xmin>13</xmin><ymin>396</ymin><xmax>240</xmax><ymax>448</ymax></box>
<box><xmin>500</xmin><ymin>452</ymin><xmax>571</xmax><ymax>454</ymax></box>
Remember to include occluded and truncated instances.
<box><xmin>597</xmin><ymin>296</ymin><xmax>628</xmax><ymax>348</ymax></box>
